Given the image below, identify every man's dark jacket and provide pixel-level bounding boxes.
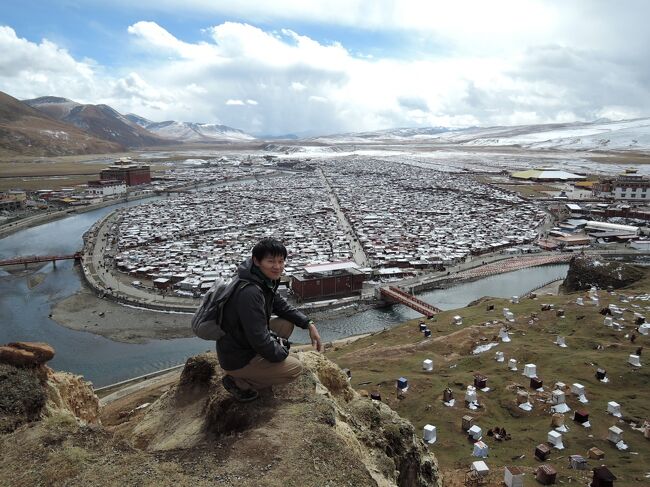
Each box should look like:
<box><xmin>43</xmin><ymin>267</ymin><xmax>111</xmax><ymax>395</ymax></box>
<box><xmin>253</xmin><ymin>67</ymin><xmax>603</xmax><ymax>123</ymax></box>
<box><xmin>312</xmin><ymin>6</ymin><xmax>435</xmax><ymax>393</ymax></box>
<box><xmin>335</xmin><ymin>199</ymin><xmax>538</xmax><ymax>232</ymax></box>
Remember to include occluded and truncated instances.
<box><xmin>216</xmin><ymin>258</ymin><xmax>310</xmax><ymax>371</ymax></box>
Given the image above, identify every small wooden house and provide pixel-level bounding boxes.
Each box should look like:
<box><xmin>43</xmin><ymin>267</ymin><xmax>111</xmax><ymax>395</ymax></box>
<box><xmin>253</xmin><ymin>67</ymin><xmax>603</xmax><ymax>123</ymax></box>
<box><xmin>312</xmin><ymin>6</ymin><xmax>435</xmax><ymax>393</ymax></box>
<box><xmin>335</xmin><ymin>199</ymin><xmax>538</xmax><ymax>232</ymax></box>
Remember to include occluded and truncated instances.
<box><xmin>588</xmin><ymin>447</ymin><xmax>605</xmax><ymax>460</ymax></box>
<box><xmin>591</xmin><ymin>466</ymin><xmax>616</xmax><ymax>487</ymax></box>
<box><xmin>443</xmin><ymin>388</ymin><xmax>454</xmax><ymax>402</ymax></box>
<box><xmin>474</xmin><ymin>373</ymin><xmax>488</xmax><ymax>389</ymax></box>
<box><xmin>574</xmin><ymin>409</ymin><xmax>589</xmax><ymax>424</ymax></box>
<box><xmin>530</xmin><ymin>376</ymin><xmax>544</xmax><ymax>389</ymax></box>
<box><xmin>535</xmin><ymin>443</ymin><xmax>551</xmax><ymax>461</ymax></box>
<box><xmin>462</xmin><ymin>415</ymin><xmax>474</xmax><ymax>431</ymax></box>
<box><xmin>536</xmin><ymin>464</ymin><xmax>557</xmax><ymax>485</ymax></box>
<box><xmin>569</xmin><ymin>454</ymin><xmax>588</xmax><ymax>470</ymax></box>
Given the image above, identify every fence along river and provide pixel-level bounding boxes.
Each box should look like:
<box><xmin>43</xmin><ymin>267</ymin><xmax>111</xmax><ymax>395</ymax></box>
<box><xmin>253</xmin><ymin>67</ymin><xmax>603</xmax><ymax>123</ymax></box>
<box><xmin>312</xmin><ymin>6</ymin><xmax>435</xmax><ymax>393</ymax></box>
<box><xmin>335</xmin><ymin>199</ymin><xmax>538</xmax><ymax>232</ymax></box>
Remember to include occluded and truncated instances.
<box><xmin>0</xmin><ymin>202</ymin><xmax>568</xmax><ymax>387</ymax></box>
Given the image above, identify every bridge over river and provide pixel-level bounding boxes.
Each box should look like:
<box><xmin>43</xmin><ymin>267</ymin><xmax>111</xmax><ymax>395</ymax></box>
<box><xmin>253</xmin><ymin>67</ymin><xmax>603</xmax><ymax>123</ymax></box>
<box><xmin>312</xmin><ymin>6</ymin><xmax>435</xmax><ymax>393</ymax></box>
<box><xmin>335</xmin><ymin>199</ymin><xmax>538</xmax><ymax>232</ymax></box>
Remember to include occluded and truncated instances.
<box><xmin>0</xmin><ymin>253</ymin><xmax>82</xmax><ymax>268</ymax></box>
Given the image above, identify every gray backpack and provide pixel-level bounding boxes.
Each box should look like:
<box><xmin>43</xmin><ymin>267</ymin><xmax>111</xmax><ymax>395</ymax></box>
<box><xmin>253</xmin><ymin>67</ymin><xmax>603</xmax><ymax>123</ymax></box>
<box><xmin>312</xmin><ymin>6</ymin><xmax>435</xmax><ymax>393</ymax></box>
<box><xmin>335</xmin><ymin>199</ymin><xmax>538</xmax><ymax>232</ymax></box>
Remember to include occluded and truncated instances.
<box><xmin>191</xmin><ymin>276</ymin><xmax>251</xmax><ymax>341</ymax></box>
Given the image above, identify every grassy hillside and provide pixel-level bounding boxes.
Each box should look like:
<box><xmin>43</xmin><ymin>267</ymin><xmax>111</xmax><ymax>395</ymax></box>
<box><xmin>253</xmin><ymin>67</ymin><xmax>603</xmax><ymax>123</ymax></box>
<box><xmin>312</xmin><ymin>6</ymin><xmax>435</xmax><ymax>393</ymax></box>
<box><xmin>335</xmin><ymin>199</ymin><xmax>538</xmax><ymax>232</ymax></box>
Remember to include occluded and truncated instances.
<box><xmin>326</xmin><ymin>272</ymin><xmax>650</xmax><ymax>486</ymax></box>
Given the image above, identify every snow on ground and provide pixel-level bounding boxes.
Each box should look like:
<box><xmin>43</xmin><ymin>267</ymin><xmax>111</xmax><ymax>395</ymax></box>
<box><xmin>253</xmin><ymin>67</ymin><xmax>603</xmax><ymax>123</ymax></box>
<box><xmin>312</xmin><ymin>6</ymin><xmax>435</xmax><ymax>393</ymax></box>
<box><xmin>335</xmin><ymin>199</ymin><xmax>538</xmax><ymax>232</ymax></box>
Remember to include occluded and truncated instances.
<box><xmin>314</xmin><ymin>118</ymin><xmax>650</xmax><ymax>153</ymax></box>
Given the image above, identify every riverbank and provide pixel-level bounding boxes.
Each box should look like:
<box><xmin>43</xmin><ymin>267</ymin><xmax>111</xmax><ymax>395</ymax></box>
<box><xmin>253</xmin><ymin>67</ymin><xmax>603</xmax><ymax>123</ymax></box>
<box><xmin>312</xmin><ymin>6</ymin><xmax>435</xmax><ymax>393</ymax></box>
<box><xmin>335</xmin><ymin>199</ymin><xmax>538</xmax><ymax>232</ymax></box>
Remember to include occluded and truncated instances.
<box><xmin>0</xmin><ymin>192</ymin><xmax>154</xmax><ymax>240</ymax></box>
<box><xmin>51</xmin><ymin>285</ymin><xmax>194</xmax><ymax>343</ymax></box>
<box><xmin>52</xmin><ymin>269</ymin><xmax>382</xmax><ymax>343</ymax></box>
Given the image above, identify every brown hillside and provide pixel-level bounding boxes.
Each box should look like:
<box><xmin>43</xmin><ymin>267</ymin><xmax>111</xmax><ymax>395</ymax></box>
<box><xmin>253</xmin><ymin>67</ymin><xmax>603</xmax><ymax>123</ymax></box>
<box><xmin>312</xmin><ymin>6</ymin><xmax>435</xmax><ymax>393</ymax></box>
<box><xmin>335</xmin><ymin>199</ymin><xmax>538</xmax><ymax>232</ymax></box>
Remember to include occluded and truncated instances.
<box><xmin>24</xmin><ymin>96</ymin><xmax>175</xmax><ymax>148</ymax></box>
<box><xmin>0</xmin><ymin>91</ymin><xmax>123</xmax><ymax>156</ymax></box>
<box><xmin>327</xmin><ymin>274</ymin><xmax>650</xmax><ymax>487</ymax></box>
<box><xmin>0</xmin><ymin>350</ymin><xmax>442</xmax><ymax>487</ymax></box>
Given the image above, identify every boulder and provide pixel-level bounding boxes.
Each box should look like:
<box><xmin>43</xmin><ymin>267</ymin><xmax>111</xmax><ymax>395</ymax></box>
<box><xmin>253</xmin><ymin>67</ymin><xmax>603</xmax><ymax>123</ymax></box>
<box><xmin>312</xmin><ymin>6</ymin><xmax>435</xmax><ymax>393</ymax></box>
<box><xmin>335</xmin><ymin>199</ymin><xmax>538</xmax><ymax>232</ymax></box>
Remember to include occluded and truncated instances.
<box><xmin>8</xmin><ymin>342</ymin><xmax>55</xmax><ymax>363</ymax></box>
<box><xmin>0</xmin><ymin>346</ymin><xmax>37</xmax><ymax>367</ymax></box>
<box><xmin>0</xmin><ymin>342</ymin><xmax>55</xmax><ymax>367</ymax></box>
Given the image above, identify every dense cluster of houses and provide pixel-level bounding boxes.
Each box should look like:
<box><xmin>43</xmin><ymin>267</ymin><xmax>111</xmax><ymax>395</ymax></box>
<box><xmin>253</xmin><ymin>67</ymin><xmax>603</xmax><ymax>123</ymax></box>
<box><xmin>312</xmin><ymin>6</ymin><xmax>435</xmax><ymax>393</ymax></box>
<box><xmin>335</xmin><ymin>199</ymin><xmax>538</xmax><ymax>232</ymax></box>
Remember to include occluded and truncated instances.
<box><xmin>107</xmin><ymin>157</ymin><xmax>550</xmax><ymax>297</ymax></box>
<box><xmin>323</xmin><ymin>157</ymin><xmax>548</xmax><ymax>267</ymax></box>
<box><xmin>111</xmin><ymin>171</ymin><xmax>351</xmax><ymax>294</ymax></box>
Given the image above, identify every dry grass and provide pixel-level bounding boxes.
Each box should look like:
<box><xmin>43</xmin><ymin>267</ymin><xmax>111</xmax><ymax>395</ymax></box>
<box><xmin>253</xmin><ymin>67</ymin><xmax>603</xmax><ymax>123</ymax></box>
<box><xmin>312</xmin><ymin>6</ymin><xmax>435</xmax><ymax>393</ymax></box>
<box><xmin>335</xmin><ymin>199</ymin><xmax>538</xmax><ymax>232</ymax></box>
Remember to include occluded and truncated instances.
<box><xmin>326</xmin><ymin>272</ymin><xmax>650</xmax><ymax>486</ymax></box>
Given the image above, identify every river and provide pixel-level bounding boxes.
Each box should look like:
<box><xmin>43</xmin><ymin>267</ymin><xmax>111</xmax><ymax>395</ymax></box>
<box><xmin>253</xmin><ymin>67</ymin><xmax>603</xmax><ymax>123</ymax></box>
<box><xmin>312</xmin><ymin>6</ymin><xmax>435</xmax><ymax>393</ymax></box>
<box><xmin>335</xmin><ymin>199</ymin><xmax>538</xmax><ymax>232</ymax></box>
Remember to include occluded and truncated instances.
<box><xmin>0</xmin><ymin>202</ymin><xmax>568</xmax><ymax>387</ymax></box>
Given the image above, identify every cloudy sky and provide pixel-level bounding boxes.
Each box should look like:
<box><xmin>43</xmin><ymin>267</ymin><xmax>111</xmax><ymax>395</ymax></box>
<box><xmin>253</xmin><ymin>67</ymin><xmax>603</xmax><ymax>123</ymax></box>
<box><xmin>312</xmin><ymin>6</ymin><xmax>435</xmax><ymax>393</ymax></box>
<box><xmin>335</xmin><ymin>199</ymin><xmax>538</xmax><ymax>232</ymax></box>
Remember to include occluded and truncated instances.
<box><xmin>1</xmin><ymin>0</ymin><xmax>649</xmax><ymax>135</ymax></box>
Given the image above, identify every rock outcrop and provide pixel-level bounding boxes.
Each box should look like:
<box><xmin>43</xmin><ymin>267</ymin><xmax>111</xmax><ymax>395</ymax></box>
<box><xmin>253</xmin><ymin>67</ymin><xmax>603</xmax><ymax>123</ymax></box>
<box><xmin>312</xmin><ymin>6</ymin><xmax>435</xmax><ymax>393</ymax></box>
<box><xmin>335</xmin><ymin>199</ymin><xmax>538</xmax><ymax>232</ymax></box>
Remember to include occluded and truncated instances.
<box><xmin>131</xmin><ymin>352</ymin><xmax>442</xmax><ymax>487</ymax></box>
<box><xmin>0</xmin><ymin>341</ymin><xmax>55</xmax><ymax>365</ymax></box>
<box><xmin>0</xmin><ymin>342</ymin><xmax>100</xmax><ymax>432</ymax></box>
<box><xmin>1</xmin><ymin>350</ymin><xmax>441</xmax><ymax>486</ymax></box>
<box><xmin>562</xmin><ymin>255</ymin><xmax>644</xmax><ymax>292</ymax></box>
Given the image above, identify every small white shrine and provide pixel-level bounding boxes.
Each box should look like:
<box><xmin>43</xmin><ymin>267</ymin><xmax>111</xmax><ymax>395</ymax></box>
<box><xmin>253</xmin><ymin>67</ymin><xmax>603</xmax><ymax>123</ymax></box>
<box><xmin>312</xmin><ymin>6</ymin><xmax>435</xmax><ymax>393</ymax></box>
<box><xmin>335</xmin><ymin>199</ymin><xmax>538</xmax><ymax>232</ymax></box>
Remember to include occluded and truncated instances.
<box><xmin>607</xmin><ymin>401</ymin><xmax>622</xmax><ymax>417</ymax></box>
<box><xmin>551</xmin><ymin>390</ymin><xmax>570</xmax><ymax>414</ymax></box>
<box><xmin>471</xmin><ymin>461</ymin><xmax>489</xmax><ymax>477</ymax></box>
<box><xmin>504</xmin><ymin>466</ymin><xmax>524</xmax><ymax>487</ymax></box>
<box><xmin>576</xmin><ymin>297</ymin><xmax>584</xmax><ymax>305</ymax></box>
<box><xmin>555</xmin><ymin>336</ymin><xmax>567</xmax><ymax>348</ymax></box>
<box><xmin>472</xmin><ymin>440</ymin><xmax>489</xmax><ymax>458</ymax></box>
<box><xmin>468</xmin><ymin>424</ymin><xmax>482</xmax><ymax>440</ymax></box>
<box><xmin>465</xmin><ymin>385</ymin><xmax>479</xmax><ymax>409</ymax></box>
<box><xmin>508</xmin><ymin>358</ymin><xmax>518</xmax><ymax>371</ymax></box>
<box><xmin>571</xmin><ymin>383</ymin><xmax>588</xmax><ymax>403</ymax></box>
<box><xmin>423</xmin><ymin>424</ymin><xmax>437</xmax><ymax>444</ymax></box>
<box><xmin>523</xmin><ymin>363</ymin><xmax>537</xmax><ymax>378</ymax></box>
<box><xmin>495</xmin><ymin>351</ymin><xmax>504</xmax><ymax>362</ymax></box>
<box><xmin>547</xmin><ymin>430</ymin><xmax>564</xmax><ymax>449</ymax></box>
<box><xmin>608</xmin><ymin>426</ymin><xmax>628</xmax><ymax>450</ymax></box>
<box><xmin>628</xmin><ymin>354</ymin><xmax>642</xmax><ymax>367</ymax></box>
<box><xmin>499</xmin><ymin>328</ymin><xmax>511</xmax><ymax>342</ymax></box>
<box><xmin>422</xmin><ymin>359</ymin><xmax>433</xmax><ymax>371</ymax></box>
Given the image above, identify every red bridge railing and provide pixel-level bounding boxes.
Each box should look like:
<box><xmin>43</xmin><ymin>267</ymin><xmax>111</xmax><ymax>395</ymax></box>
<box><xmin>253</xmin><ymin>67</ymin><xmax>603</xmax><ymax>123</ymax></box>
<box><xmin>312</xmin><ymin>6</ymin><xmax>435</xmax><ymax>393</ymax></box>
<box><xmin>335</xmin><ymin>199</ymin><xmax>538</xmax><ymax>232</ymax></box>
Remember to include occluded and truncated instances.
<box><xmin>380</xmin><ymin>286</ymin><xmax>441</xmax><ymax>318</ymax></box>
<box><xmin>0</xmin><ymin>253</ymin><xmax>82</xmax><ymax>266</ymax></box>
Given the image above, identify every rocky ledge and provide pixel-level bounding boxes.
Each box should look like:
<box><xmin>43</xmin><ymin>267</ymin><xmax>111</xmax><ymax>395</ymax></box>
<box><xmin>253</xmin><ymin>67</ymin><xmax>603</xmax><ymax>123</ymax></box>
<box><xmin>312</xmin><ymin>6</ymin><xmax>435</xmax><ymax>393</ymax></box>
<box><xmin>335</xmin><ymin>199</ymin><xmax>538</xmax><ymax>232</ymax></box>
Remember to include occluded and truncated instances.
<box><xmin>0</xmin><ymin>348</ymin><xmax>441</xmax><ymax>487</ymax></box>
<box><xmin>562</xmin><ymin>255</ymin><xmax>644</xmax><ymax>292</ymax></box>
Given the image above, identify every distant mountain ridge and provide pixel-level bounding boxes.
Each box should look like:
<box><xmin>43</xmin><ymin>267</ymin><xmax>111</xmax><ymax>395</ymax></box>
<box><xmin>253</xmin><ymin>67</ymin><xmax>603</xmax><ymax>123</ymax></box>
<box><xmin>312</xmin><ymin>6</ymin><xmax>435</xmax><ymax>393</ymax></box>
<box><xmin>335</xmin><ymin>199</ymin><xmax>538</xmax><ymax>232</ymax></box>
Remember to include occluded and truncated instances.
<box><xmin>125</xmin><ymin>114</ymin><xmax>255</xmax><ymax>142</ymax></box>
<box><xmin>315</xmin><ymin>118</ymin><xmax>650</xmax><ymax>151</ymax></box>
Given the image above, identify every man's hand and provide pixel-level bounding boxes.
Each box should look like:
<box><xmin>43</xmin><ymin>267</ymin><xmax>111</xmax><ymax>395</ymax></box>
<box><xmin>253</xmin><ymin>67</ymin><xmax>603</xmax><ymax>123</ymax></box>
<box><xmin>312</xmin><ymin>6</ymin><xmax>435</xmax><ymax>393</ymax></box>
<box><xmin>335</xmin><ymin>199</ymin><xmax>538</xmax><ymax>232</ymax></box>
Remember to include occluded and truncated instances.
<box><xmin>308</xmin><ymin>322</ymin><xmax>322</xmax><ymax>352</ymax></box>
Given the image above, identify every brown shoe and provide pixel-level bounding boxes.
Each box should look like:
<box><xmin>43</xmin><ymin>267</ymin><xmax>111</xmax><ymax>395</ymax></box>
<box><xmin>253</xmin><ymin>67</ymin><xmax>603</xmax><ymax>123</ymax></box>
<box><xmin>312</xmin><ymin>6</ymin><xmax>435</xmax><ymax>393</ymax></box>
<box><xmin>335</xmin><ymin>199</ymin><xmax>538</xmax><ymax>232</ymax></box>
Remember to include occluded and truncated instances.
<box><xmin>222</xmin><ymin>375</ymin><xmax>259</xmax><ymax>402</ymax></box>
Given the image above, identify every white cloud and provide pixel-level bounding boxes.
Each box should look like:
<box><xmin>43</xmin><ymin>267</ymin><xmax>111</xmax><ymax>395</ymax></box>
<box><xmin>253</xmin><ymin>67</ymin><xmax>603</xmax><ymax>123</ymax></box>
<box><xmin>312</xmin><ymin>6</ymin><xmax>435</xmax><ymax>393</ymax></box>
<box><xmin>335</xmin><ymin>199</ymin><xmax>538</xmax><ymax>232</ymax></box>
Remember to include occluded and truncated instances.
<box><xmin>0</xmin><ymin>26</ymin><xmax>99</xmax><ymax>101</ymax></box>
<box><xmin>1</xmin><ymin>3</ymin><xmax>650</xmax><ymax>135</ymax></box>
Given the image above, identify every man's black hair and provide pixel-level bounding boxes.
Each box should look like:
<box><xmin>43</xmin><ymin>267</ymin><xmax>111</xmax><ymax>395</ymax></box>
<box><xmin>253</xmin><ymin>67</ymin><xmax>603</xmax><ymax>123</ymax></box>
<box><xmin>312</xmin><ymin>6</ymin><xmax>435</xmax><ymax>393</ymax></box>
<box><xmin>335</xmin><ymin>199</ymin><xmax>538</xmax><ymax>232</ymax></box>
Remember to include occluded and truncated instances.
<box><xmin>252</xmin><ymin>238</ymin><xmax>288</xmax><ymax>260</ymax></box>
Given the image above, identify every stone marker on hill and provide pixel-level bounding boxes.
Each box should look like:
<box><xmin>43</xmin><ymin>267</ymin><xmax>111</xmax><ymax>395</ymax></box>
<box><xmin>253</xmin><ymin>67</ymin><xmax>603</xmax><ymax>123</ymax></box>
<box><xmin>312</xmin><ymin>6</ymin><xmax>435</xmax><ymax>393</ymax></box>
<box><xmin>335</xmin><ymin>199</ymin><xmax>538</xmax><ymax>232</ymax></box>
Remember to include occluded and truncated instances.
<box><xmin>607</xmin><ymin>401</ymin><xmax>622</xmax><ymax>417</ymax></box>
<box><xmin>504</xmin><ymin>466</ymin><xmax>524</xmax><ymax>487</ymax></box>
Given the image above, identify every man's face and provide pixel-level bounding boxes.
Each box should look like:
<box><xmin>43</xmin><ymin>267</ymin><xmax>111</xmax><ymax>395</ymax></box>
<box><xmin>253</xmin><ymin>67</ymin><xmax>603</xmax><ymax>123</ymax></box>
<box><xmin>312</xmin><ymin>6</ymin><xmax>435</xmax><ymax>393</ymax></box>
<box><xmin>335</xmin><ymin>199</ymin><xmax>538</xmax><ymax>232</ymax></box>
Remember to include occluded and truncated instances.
<box><xmin>253</xmin><ymin>254</ymin><xmax>286</xmax><ymax>280</ymax></box>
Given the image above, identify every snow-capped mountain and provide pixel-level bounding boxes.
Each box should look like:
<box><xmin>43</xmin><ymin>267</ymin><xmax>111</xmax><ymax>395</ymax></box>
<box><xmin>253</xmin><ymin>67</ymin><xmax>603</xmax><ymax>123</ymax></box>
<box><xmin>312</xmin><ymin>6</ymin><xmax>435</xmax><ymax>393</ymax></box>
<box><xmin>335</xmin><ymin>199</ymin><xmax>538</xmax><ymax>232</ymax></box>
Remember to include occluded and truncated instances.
<box><xmin>126</xmin><ymin>115</ymin><xmax>255</xmax><ymax>142</ymax></box>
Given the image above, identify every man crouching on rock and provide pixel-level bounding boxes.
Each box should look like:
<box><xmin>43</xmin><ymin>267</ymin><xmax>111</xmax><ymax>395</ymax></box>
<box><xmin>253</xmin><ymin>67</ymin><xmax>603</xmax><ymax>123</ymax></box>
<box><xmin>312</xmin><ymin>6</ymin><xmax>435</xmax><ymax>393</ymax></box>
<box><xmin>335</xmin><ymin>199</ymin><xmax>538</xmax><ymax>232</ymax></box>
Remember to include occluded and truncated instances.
<box><xmin>217</xmin><ymin>237</ymin><xmax>322</xmax><ymax>402</ymax></box>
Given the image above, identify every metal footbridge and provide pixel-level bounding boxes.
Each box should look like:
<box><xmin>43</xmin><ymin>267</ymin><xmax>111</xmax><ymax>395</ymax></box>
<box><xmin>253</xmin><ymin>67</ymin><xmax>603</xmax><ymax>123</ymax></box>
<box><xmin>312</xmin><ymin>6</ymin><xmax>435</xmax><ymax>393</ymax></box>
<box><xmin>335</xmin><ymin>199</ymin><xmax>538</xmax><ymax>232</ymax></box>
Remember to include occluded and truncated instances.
<box><xmin>380</xmin><ymin>286</ymin><xmax>441</xmax><ymax>318</ymax></box>
<box><xmin>0</xmin><ymin>253</ymin><xmax>82</xmax><ymax>267</ymax></box>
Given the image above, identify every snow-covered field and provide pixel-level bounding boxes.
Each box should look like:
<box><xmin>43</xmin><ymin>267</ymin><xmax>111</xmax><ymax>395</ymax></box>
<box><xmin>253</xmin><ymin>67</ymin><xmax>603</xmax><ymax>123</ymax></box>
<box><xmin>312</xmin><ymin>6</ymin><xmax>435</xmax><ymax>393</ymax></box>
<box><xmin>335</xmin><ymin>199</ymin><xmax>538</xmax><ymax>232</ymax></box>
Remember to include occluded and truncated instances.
<box><xmin>314</xmin><ymin>117</ymin><xmax>650</xmax><ymax>152</ymax></box>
